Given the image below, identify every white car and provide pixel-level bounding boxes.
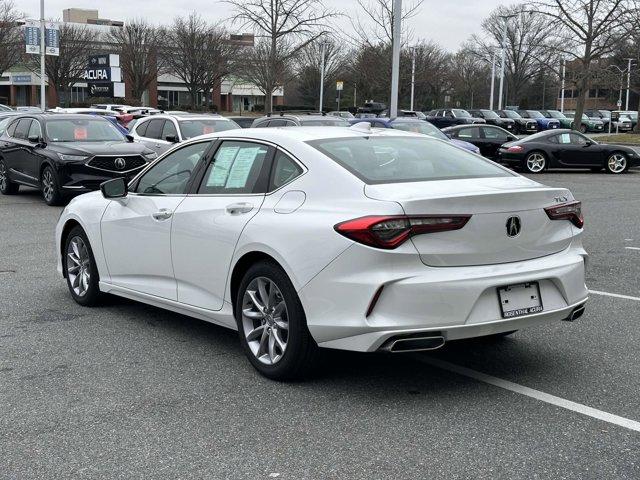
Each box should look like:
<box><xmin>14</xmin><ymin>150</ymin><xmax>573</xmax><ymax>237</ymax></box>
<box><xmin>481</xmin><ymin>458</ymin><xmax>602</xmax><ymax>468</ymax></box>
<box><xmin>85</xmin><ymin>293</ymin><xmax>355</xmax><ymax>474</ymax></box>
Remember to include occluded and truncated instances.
<box><xmin>55</xmin><ymin>125</ymin><xmax>589</xmax><ymax>379</ymax></box>
<box><xmin>129</xmin><ymin>114</ymin><xmax>240</xmax><ymax>154</ymax></box>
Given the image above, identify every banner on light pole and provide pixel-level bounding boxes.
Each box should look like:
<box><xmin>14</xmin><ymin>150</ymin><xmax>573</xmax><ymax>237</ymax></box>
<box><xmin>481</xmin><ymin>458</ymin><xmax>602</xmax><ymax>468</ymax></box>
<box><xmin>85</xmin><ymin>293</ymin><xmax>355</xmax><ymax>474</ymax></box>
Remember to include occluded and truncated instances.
<box><xmin>24</xmin><ymin>20</ymin><xmax>60</xmax><ymax>56</ymax></box>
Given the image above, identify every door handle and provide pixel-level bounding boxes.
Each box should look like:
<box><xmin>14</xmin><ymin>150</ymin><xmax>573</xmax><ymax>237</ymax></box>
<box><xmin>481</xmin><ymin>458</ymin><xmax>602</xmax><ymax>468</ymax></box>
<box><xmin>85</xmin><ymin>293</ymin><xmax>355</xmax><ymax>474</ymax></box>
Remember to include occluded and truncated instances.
<box><xmin>152</xmin><ymin>209</ymin><xmax>173</xmax><ymax>220</ymax></box>
<box><xmin>226</xmin><ymin>202</ymin><xmax>253</xmax><ymax>215</ymax></box>
<box><xmin>155</xmin><ymin>144</ymin><xmax>162</xmax><ymax>148</ymax></box>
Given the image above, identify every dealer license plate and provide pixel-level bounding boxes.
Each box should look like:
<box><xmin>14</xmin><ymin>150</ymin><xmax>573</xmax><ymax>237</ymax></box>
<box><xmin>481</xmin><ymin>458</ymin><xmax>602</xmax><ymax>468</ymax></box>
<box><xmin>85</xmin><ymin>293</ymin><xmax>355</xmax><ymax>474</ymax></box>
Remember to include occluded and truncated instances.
<box><xmin>498</xmin><ymin>282</ymin><xmax>543</xmax><ymax>318</ymax></box>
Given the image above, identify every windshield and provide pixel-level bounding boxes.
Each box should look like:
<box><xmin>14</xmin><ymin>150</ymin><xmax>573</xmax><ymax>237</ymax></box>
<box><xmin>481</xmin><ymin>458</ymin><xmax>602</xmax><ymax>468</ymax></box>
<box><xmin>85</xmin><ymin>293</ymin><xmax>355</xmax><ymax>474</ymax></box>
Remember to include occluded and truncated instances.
<box><xmin>390</xmin><ymin>121</ymin><xmax>448</xmax><ymax>140</ymax></box>
<box><xmin>501</xmin><ymin>110</ymin><xmax>521</xmax><ymax>119</ymax></box>
<box><xmin>527</xmin><ymin>111</ymin><xmax>544</xmax><ymax>119</ymax></box>
<box><xmin>45</xmin><ymin>118</ymin><xmax>125</xmax><ymax>142</ymax></box>
<box><xmin>179</xmin><ymin>119</ymin><xmax>239</xmax><ymax>139</ymax></box>
<box><xmin>546</xmin><ymin>111</ymin><xmax>565</xmax><ymax>119</ymax></box>
<box><xmin>480</xmin><ymin>110</ymin><xmax>499</xmax><ymax>119</ymax></box>
<box><xmin>452</xmin><ymin>109</ymin><xmax>472</xmax><ymax>118</ymax></box>
<box><xmin>307</xmin><ymin>136</ymin><xmax>511</xmax><ymax>184</ymax></box>
<box><xmin>300</xmin><ymin>118</ymin><xmax>349</xmax><ymax>126</ymax></box>
<box><xmin>620</xmin><ymin>111</ymin><xmax>638</xmax><ymax>120</ymax></box>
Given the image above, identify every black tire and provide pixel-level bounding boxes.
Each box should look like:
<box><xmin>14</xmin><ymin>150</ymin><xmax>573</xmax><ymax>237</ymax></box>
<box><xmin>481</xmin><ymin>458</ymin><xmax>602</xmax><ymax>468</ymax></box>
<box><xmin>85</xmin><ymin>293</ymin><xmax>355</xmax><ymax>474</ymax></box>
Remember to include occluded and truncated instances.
<box><xmin>579</xmin><ymin>124</ymin><xmax>587</xmax><ymax>134</ymax></box>
<box><xmin>523</xmin><ymin>151</ymin><xmax>547</xmax><ymax>174</ymax></box>
<box><xmin>605</xmin><ymin>152</ymin><xmax>629</xmax><ymax>174</ymax></box>
<box><xmin>0</xmin><ymin>159</ymin><xmax>19</xmax><ymax>195</ymax></box>
<box><xmin>63</xmin><ymin>226</ymin><xmax>102</xmax><ymax>306</ymax></box>
<box><xmin>235</xmin><ymin>260</ymin><xmax>318</xmax><ymax>380</ymax></box>
<box><xmin>41</xmin><ymin>165</ymin><xmax>64</xmax><ymax>206</ymax></box>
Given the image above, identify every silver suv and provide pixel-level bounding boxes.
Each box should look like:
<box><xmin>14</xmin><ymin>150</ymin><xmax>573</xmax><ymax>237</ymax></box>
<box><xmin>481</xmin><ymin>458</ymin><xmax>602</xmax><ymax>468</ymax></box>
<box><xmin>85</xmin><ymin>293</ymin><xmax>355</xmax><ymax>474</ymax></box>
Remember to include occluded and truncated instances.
<box><xmin>129</xmin><ymin>114</ymin><xmax>240</xmax><ymax>154</ymax></box>
<box><xmin>251</xmin><ymin>112</ymin><xmax>350</xmax><ymax>127</ymax></box>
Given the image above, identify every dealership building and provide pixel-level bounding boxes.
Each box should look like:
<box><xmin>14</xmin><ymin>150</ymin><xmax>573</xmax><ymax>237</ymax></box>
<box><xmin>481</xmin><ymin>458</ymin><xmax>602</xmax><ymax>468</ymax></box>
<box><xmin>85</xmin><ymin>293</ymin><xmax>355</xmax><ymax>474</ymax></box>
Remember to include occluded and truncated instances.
<box><xmin>2</xmin><ymin>8</ymin><xmax>283</xmax><ymax>111</ymax></box>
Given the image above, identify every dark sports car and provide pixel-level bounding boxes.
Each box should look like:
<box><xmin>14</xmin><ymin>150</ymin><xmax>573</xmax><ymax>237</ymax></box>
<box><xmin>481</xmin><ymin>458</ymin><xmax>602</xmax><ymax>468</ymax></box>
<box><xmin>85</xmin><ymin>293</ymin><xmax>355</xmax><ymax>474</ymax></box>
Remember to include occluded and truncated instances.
<box><xmin>0</xmin><ymin>113</ymin><xmax>157</xmax><ymax>205</ymax></box>
<box><xmin>497</xmin><ymin>129</ymin><xmax>639</xmax><ymax>174</ymax></box>
<box><xmin>442</xmin><ymin>124</ymin><xmax>518</xmax><ymax>159</ymax></box>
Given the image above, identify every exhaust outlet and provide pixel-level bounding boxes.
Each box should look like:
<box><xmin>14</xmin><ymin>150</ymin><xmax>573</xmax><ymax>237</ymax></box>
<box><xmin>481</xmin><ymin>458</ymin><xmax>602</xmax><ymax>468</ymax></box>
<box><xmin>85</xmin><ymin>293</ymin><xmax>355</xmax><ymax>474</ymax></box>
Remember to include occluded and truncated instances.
<box><xmin>563</xmin><ymin>305</ymin><xmax>585</xmax><ymax>322</ymax></box>
<box><xmin>381</xmin><ymin>335</ymin><xmax>446</xmax><ymax>353</ymax></box>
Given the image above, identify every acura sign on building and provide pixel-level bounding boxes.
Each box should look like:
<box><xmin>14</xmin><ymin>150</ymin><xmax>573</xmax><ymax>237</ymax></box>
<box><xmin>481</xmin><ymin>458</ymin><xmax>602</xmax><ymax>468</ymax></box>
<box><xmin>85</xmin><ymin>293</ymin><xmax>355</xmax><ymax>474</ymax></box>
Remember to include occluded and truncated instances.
<box><xmin>85</xmin><ymin>54</ymin><xmax>125</xmax><ymax>98</ymax></box>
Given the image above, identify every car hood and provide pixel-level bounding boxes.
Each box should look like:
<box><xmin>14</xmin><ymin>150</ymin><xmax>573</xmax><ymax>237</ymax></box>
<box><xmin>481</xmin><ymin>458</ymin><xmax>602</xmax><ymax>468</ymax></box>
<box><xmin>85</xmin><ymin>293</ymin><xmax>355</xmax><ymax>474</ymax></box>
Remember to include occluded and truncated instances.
<box><xmin>47</xmin><ymin>141</ymin><xmax>150</xmax><ymax>156</ymax></box>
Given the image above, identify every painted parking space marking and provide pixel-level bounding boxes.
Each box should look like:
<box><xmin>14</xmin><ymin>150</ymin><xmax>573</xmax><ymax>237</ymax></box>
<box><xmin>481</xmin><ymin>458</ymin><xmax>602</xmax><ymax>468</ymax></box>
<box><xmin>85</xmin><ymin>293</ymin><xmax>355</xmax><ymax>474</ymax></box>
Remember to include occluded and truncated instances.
<box><xmin>625</xmin><ymin>247</ymin><xmax>640</xmax><ymax>251</ymax></box>
<box><xmin>589</xmin><ymin>290</ymin><xmax>640</xmax><ymax>301</ymax></box>
<box><xmin>415</xmin><ymin>356</ymin><xmax>640</xmax><ymax>433</ymax></box>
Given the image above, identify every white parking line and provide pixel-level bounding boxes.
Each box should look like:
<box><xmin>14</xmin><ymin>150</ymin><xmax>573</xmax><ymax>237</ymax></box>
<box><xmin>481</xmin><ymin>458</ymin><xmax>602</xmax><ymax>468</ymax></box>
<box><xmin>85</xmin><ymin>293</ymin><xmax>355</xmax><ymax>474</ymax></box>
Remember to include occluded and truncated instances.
<box><xmin>416</xmin><ymin>356</ymin><xmax>640</xmax><ymax>433</ymax></box>
<box><xmin>625</xmin><ymin>247</ymin><xmax>640</xmax><ymax>251</ymax></box>
<box><xmin>589</xmin><ymin>290</ymin><xmax>640</xmax><ymax>301</ymax></box>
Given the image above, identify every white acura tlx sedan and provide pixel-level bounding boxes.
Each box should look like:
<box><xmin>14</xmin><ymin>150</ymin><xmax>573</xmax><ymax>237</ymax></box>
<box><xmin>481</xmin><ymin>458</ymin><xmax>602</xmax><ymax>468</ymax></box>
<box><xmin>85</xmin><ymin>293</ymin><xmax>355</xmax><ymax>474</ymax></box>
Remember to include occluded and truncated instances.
<box><xmin>55</xmin><ymin>124</ymin><xmax>588</xmax><ymax>379</ymax></box>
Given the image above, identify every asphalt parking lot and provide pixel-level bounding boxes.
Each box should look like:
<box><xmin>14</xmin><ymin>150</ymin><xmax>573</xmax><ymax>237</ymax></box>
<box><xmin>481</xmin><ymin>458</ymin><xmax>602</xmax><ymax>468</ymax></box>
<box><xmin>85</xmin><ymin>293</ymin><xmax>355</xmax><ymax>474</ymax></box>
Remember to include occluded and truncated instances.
<box><xmin>1</xmin><ymin>171</ymin><xmax>639</xmax><ymax>479</ymax></box>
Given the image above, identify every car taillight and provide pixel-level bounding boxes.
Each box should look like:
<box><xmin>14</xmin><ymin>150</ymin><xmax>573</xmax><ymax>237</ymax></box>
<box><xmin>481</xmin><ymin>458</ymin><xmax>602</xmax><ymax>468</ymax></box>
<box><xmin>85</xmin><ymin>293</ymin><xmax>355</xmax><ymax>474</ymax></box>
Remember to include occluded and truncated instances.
<box><xmin>334</xmin><ymin>215</ymin><xmax>471</xmax><ymax>249</ymax></box>
<box><xmin>544</xmin><ymin>201</ymin><xmax>584</xmax><ymax>228</ymax></box>
<box><xmin>507</xmin><ymin>145</ymin><xmax>524</xmax><ymax>153</ymax></box>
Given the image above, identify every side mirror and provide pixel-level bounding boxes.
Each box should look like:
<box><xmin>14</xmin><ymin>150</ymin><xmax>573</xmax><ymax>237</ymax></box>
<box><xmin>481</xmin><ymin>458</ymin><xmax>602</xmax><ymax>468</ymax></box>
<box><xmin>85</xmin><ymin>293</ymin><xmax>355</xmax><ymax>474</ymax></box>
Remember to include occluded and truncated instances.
<box><xmin>165</xmin><ymin>134</ymin><xmax>179</xmax><ymax>143</ymax></box>
<box><xmin>28</xmin><ymin>135</ymin><xmax>44</xmax><ymax>146</ymax></box>
<box><xmin>125</xmin><ymin>134</ymin><xmax>134</xmax><ymax>143</ymax></box>
<box><xmin>584</xmin><ymin>140</ymin><xmax>593</xmax><ymax>147</ymax></box>
<box><xmin>509</xmin><ymin>135</ymin><xmax>518</xmax><ymax>141</ymax></box>
<box><xmin>100</xmin><ymin>177</ymin><xmax>128</xmax><ymax>199</ymax></box>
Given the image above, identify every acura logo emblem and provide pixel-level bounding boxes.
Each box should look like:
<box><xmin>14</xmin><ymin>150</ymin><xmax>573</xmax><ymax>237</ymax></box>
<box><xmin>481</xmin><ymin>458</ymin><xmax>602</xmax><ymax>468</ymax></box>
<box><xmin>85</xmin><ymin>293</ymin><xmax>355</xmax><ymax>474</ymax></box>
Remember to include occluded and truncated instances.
<box><xmin>114</xmin><ymin>158</ymin><xmax>126</xmax><ymax>170</ymax></box>
<box><xmin>506</xmin><ymin>216</ymin><xmax>521</xmax><ymax>237</ymax></box>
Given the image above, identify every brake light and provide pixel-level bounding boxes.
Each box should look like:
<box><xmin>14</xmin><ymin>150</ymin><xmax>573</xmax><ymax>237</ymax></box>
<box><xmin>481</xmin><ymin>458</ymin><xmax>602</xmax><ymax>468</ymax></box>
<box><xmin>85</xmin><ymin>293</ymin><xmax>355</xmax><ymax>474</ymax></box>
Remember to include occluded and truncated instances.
<box><xmin>334</xmin><ymin>215</ymin><xmax>471</xmax><ymax>249</ymax></box>
<box><xmin>544</xmin><ymin>201</ymin><xmax>584</xmax><ymax>228</ymax></box>
<box><xmin>507</xmin><ymin>145</ymin><xmax>524</xmax><ymax>153</ymax></box>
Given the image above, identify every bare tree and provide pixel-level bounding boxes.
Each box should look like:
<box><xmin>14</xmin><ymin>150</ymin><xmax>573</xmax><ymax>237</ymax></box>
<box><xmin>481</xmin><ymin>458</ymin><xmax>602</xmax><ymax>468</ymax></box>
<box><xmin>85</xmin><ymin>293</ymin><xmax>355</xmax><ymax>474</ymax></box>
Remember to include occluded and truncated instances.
<box><xmin>349</xmin><ymin>0</ymin><xmax>423</xmax><ymax>47</ymax></box>
<box><xmin>226</xmin><ymin>0</ymin><xmax>338</xmax><ymax>112</ymax></box>
<box><xmin>108</xmin><ymin>19</ymin><xmax>165</xmax><ymax>102</ymax></box>
<box><xmin>199</xmin><ymin>27</ymin><xmax>239</xmax><ymax>109</ymax></box>
<box><xmin>0</xmin><ymin>0</ymin><xmax>23</xmax><ymax>79</ymax></box>
<box><xmin>471</xmin><ymin>5</ymin><xmax>560</xmax><ymax>107</ymax></box>
<box><xmin>25</xmin><ymin>23</ymin><xmax>95</xmax><ymax>106</ymax></box>
<box><xmin>163</xmin><ymin>13</ymin><xmax>233</xmax><ymax>110</ymax></box>
<box><xmin>537</xmin><ymin>0</ymin><xmax>631</xmax><ymax>127</ymax></box>
<box><xmin>449</xmin><ymin>49</ymin><xmax>490</xmax><ymax>109</ymax></box>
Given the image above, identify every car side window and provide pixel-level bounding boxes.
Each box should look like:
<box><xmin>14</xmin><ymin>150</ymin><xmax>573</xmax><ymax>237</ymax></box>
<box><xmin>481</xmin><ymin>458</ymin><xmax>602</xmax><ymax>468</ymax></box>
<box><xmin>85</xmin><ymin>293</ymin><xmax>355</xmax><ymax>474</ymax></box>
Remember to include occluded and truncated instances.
<box><xmin>268</xmin><ymin>119</ymin><xmax>287</xmax><ymax>127</ymax></box>
<box><xmin>135</xmin><ymin>120</ymin><xmax>149</xmax><ymax>137</ymax></box>
<box><xmin>161</xmin><ymin>120</ymin><xmax>178</xmax><ymax>140</ymax></box>
<box><xmin>556</xmin><ymin>133</ymin><xmax>571</xmax><ymax>144</ymax></box>
<box><xmin>198</xmin><ymin>141</ymin><xmax>269</xmax><ymax>194</ymax></box>
<box><xmin>570</xmin><ymin>133</ymin><xmax>588</xmax><ymax>145</ymax></box>
<box><xmin>28</xmin><ymin>120</ymin><xmax>42</xmax><ymax>138</ymax></box>
<box><xmin>6</xmin><ymin>119</ymin><xmax>19</xmax><ymax>137</ymax></box>
<box><xmin>270</xmin><ymin>150</ymin><xmax>303</xmax><ymax>190</ymax></box>
<box><xmin>457</xmin><ymin>127</ymin><xmax>480</xmax><ymax>139</ymax></box>
<box><xmin>444</xmin><ymin>110</ymin><xmax>454</xmax><ymax>118</ymax></box>
<box><xmin>14</xmin><ymin>119</ymin><xmax>33</xmax><ymax>140</ymax></box>
<box><xmin>482</xmin><ymin>127</ymin><xmax>508</xmax><ymax>141</ymax></box>
<box><xmin>145</xmin><ymin>119</ymin><xmax>164</xmax><ymax>139</ymax></box>
<box><xmin>135</xmin><ymin>141</ymin><xmax>211</xmax><ymax>195</ymax></box>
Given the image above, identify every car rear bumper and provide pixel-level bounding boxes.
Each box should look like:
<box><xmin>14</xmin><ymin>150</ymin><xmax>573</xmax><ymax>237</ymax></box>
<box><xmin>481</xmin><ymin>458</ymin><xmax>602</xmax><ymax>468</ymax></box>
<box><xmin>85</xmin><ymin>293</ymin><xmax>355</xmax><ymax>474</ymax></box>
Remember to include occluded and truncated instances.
<box><xmin>299</xmin><ymin>242</ymin><xmax>588</xmax><ymax>352</ymax></box>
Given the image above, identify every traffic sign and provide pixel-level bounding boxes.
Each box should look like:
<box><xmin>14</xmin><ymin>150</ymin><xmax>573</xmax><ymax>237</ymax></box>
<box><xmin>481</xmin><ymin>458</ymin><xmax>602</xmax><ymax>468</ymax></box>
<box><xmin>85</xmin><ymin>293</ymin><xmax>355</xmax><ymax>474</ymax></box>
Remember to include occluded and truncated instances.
<box><xmin>336</xmin><ymin>81</ymin><xmax>344</xmax><ymax>91</ymax></box>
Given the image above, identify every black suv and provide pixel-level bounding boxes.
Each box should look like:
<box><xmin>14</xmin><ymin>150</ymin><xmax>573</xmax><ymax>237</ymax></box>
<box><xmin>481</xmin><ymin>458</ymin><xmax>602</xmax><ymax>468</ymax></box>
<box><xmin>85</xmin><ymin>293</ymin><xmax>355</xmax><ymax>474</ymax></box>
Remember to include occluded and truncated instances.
<box><xmin>494</xmin><ymin>110</ymin><xmax>538</xmax><ymax>134</ymax></box>
<box><xmin>0</xmin><ymin>113</ymin><xmax>157</xmax><ymax>205</ymax></box>
<box><xmin>426</xmin><ymin>109</ymin><xmax>486</xmax><ymax>129</ymax></box>
<box><xmin>251</xmin><ymin>112</ymin><xmax>350</xmax><ymax>127</ymax></box>
<box><xmin>467</xmin><ymin>109</ymin><xmax>516</xmax><ymax>132</ymax></box>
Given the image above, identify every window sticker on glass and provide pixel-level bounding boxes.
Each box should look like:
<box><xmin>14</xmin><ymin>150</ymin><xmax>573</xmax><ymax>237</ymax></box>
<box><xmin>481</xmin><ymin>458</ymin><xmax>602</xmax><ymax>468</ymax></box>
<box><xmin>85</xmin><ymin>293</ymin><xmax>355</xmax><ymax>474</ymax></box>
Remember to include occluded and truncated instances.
<box><xmin>559</xmin><ymin>133</ymin><xmax>571</xmax><ymax>144</ymax></box>
<box><xmin>207</xmin><ymin>146</ymin><xmax>239</xmax><ymax>187</ymax></box>
<box><xmin>74</xmin><ymin>127</ymin><xmax>88</xmax><ymax>140</ymax></box>
<box><xmin>226</xmin><ymin>147</ymin><xmax>260</xmax><ymax>188</ymax></box>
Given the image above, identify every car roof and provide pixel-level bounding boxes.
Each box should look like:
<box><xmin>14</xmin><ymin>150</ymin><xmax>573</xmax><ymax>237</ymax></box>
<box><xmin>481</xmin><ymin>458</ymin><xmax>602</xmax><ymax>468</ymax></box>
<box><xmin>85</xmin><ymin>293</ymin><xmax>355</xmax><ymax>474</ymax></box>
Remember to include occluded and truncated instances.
<box><xmin>137</xmin><ymin>114</ymin><xmax>229</xmax><ymax>121</ymax></box>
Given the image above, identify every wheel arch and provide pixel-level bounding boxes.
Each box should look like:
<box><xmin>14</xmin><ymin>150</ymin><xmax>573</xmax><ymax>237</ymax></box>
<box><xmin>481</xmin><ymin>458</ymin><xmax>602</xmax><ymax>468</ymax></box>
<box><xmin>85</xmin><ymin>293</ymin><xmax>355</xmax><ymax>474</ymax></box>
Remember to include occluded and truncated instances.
<box><xmin>59</xmin><ymin>219</ymin><xmax>83</xmax><ymax>277</ymax></box>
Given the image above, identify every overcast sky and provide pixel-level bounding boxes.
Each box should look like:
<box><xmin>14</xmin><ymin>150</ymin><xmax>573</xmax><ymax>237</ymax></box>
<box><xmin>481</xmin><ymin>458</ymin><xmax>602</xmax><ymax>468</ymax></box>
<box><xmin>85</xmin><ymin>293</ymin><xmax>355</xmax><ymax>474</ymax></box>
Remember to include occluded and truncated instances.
<box><xmin>21</xmin><ymin>0</ymin><xmax>520</xmax><ymax>51</ymax></box>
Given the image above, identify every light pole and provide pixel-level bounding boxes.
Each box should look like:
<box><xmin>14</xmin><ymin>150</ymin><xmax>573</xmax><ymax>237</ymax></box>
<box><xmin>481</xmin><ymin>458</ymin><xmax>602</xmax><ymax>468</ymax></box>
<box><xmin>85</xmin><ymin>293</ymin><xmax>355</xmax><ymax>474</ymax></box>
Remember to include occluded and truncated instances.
<box><xmin>560</xmin><ymin>58</ymin><xmax>566</xmax><ymax>113</ymax></box>
<box><xmin>625</xmin><ymin>57</ymin><xmax>634</xmax><ymax>111</ymax></box>
<box><xmin>498</xmin><ymin>14</ymin><xmax>517</xmax><ymax>110</ymax></box>
<box><xmin>318</xmin><ymin>41</ymin><xmax>326</xmax><ymax>113</ymax></box>
<box><xmin>40</xmin><ymin>0</ymin><xmax>45</xmax><ymax>110</ymax></box>
<box><xmin>489</xmin><ymin>49</ymin><xmax>496</xmax><ymax>109</ymax></box>
<box><xmin>410</xmin><ymin>46</ymin><xmax>416</xmax><ymax>111</ymax></box>
<box><xmin>389</xmin><ymin>0</ymin><xmax>402</xmax><ymax>118</ymax></box>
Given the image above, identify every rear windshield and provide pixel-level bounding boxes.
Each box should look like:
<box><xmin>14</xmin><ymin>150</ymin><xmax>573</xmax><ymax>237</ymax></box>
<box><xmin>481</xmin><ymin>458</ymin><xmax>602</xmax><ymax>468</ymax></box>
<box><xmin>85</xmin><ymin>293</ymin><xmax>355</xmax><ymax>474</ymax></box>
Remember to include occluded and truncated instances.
<box><xmin>179</xmin><ymin>119</ymin><xmax>239</xmax><ymax>139</ymax></box>
<box><xmin>390</xmin><ymin>121</ymin><xmax>448</xmax><ymax>140</ymax></box>
<box><xmin>308</xmin><ymin>136</ymin><xmax>512</xmax><ymax>184</ymax></box>
<box><xmin>300</xmin><ymin>118</ymin><xmax>349</xmax><ymax>127</ymax></box>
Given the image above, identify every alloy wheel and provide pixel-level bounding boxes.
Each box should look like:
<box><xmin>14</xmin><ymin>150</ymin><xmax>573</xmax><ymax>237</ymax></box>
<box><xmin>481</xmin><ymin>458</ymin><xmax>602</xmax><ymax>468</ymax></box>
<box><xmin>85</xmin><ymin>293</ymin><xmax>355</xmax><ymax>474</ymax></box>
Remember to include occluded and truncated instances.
<box><xmin>241</xmin><ymin>277</ymin><xmax>289</xmax><ymax>365</ymax></box>
<box><xmin>42</xmin><ymin>169</ymin><xmax>54</xmax><ymax>202</ymax></box>
<box><xmin>0</xmin><ymin>161</ymin><xmax>6</xmax><ymax>191</ymax></box>
<box><xmin>526</xmin><ymin>153</ymin><xmax>546</xmax><ymax>173</ymax></box>
<box><xmin>607</xmin><ymin>154</ymin><xmax>627</xmax><ymax>173</ymax></box>
<box><xmin>67</xmin><ymin>236</ymin><xmax>91</xmax><ymax>297</ymax></box>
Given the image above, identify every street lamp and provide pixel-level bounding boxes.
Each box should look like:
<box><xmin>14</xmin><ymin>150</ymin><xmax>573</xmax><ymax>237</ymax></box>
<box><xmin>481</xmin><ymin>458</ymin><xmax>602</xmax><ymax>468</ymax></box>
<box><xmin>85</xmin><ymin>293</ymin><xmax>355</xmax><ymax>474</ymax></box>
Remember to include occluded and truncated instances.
<box><xmin>410</xmin><ymin>46</ymin><xmax>416</xmax><ymax>111</ymax></box>
<box><xmin>318</xmin><ymin>41</ymin><xmax>327</xmax><ymax>113</ymax></box>
<box><xmin>489</xmin><ymin>48</ymin><xmax>497</xmax><ymax>110</ymax></box>
<box><xmin>560</xmin><ymin>58</ymin><xmax>566</xmax><ymax>113</ymax></box>
<box><xmin>624</xmin><ymin>57</ymin><xmax>635</xmax><ymax>111</ymax></box>
<box><xmin>389</xmin><ymin>0</ymin><xmax>402</xmax><ymax>118</ymax></box>
<box><xmin>497</xmin><ymin>13</ymin><xmax>517</xmax><ymax>110</ymax></box>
